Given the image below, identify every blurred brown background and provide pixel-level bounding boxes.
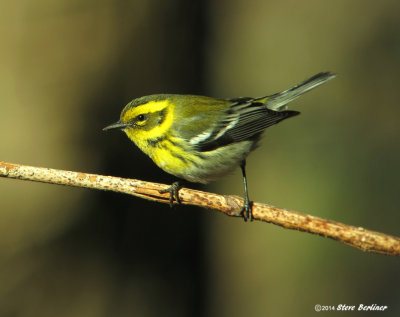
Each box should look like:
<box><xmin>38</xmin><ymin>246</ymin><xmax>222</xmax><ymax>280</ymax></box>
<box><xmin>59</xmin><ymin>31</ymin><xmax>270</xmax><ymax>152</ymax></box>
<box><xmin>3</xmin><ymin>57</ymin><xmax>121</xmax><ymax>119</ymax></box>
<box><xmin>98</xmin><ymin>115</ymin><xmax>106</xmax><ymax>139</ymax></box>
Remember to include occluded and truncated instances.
<box><xmin>1</xmin><ymin>0</ymin><xmax>399</xmax><ymax>316</ymax></box>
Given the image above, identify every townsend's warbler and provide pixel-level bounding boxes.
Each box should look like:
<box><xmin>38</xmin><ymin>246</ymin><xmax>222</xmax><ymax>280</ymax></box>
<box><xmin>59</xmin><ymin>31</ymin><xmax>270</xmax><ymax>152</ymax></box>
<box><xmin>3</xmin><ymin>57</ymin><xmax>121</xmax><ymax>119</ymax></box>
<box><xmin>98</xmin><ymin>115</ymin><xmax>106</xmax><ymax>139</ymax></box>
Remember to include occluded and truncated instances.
<box><xmin>104</xmin><ymin>72</ymin><xmax>335</xmax><ymax>220</ymax></box>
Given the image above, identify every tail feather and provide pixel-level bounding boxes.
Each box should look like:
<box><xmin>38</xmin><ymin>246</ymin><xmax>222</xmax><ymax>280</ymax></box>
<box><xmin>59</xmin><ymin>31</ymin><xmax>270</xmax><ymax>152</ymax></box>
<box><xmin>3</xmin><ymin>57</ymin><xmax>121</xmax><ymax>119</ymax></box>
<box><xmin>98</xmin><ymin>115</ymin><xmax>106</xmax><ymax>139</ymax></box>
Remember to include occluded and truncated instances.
<box><xmin>263</xmin><ymin>72</ymin><xmax>336</xmax><ymax>111</ymax></box>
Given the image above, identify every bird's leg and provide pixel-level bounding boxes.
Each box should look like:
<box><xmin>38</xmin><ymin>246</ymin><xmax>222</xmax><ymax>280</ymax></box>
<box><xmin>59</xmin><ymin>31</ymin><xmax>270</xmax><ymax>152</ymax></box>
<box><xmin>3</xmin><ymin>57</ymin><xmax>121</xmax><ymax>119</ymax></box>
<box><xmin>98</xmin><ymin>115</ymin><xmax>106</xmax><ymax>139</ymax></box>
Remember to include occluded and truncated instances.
<box><xmin>159</xmin><ymin>181</ymin><xmax>182</xmax><ymax>207</ymax></box>
<box><xmin>239</xmin><ymin>160</ymin><xmax>253</xmax><ymax>221</ymax></box>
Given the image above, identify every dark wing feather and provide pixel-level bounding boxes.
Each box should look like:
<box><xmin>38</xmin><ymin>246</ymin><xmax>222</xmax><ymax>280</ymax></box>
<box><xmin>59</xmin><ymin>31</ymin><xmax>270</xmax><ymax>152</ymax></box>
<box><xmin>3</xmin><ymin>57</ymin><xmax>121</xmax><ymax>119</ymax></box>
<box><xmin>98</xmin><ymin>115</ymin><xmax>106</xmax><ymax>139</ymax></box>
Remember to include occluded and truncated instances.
<box><xmin>194</xmin><ymin>99</ymin><xmax>299</xmax><ymax>152</ymax></box>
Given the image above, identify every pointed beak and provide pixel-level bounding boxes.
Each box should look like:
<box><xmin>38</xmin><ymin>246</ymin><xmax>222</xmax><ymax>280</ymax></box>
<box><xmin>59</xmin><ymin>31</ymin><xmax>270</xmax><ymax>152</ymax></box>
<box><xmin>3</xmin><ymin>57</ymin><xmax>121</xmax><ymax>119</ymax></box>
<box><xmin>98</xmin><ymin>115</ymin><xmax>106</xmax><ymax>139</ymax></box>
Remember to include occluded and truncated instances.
<box><xmin>102</xmin><ymin>121</ymin><xmax>129</xmax><ymax>131</ymax></box>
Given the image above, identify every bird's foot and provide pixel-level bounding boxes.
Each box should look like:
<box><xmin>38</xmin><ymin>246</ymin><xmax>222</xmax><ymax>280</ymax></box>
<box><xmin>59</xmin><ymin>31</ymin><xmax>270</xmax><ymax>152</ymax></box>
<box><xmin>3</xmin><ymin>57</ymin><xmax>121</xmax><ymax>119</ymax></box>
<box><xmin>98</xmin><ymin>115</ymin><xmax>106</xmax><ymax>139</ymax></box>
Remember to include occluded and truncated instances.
<box><xmin>239</xmin><ymin>198</ymin><xmax>253</xmax><ymax>222</ymax></box>
<box><xmin>159</xmin><ymin>181</ymin><xmax>182</xmax><ymax>207</ymax></box>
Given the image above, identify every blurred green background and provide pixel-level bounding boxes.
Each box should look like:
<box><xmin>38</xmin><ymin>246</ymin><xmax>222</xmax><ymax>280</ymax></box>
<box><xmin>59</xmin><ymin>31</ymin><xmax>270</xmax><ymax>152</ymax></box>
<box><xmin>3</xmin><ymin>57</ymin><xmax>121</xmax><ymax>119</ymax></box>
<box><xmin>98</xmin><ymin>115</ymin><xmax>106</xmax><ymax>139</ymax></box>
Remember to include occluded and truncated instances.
<box><xmin>1</xmin><ymin>0</ymin><xmax>399</xmax><ymax>316</ymax></box>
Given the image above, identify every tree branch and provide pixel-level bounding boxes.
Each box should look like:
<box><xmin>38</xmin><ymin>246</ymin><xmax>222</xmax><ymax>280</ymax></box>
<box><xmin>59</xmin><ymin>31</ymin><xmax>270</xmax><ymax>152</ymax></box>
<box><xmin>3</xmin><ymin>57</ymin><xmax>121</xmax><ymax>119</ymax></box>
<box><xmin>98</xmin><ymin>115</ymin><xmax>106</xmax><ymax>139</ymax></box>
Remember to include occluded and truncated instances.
<box><xmin>1</xmin><ymin>160</ymin><xmax>399</xmax><ymax>256</ymax></box>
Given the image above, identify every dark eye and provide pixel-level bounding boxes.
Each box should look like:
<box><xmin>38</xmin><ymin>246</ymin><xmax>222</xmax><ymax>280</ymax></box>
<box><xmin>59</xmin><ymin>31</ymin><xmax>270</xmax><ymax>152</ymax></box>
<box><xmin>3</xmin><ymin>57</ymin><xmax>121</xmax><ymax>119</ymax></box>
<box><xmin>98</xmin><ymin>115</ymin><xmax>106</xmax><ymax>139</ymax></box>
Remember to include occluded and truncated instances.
<box><xmin>137</xmin><ymin>114</ymin><xmax>146</xmax><ymax>121</ymax></box>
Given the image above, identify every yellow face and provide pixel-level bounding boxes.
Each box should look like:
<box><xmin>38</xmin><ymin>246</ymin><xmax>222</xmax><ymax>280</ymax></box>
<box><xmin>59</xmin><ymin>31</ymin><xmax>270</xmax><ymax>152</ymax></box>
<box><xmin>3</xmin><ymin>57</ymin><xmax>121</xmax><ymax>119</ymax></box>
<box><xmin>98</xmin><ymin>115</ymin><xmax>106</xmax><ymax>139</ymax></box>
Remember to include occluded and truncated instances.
<box><xmin>119</xmin><ymin>99</ymin><xmax>174</xmax><ymax>148</ymax></box>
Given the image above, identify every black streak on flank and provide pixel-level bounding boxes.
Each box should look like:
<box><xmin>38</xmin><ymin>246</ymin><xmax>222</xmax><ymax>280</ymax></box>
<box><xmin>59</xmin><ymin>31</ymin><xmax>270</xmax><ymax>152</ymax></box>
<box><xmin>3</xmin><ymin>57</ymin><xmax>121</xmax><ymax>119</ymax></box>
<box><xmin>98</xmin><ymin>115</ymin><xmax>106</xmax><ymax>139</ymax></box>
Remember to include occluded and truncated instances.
<box><xmin>166</xmin><ymin>138</ymin><xmax>179</xmax><ymax>147</ymax></box>
<box><xmin>170</xmin><ymin>151</ymin><xmax>187</xmax><ymax>164</ymax></box>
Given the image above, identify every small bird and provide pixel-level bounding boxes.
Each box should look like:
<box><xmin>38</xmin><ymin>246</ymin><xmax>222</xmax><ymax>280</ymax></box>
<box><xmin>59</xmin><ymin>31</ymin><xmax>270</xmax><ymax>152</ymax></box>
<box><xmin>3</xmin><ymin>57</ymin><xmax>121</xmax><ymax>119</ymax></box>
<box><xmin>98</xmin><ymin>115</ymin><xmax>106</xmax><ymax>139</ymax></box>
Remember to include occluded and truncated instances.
<box><xmin>104</xmin><ymin>72</ymin><xmax>335</xmax><ymax>221</ymax></box>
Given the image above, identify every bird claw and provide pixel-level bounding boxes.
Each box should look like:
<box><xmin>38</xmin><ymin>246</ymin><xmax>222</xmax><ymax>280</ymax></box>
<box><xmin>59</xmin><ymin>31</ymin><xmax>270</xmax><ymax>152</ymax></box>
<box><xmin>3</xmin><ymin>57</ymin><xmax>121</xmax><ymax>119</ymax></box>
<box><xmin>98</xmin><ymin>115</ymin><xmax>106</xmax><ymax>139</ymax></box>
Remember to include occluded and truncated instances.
<box><xmin>239</xmin><ymin>198</ymin><xmax>253</xmax><ymax>222</ymax></box>
<box><xmin>159</xmin><ymin>181</ymin><xmax>181</xmax><ymax>207</ymax></box>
